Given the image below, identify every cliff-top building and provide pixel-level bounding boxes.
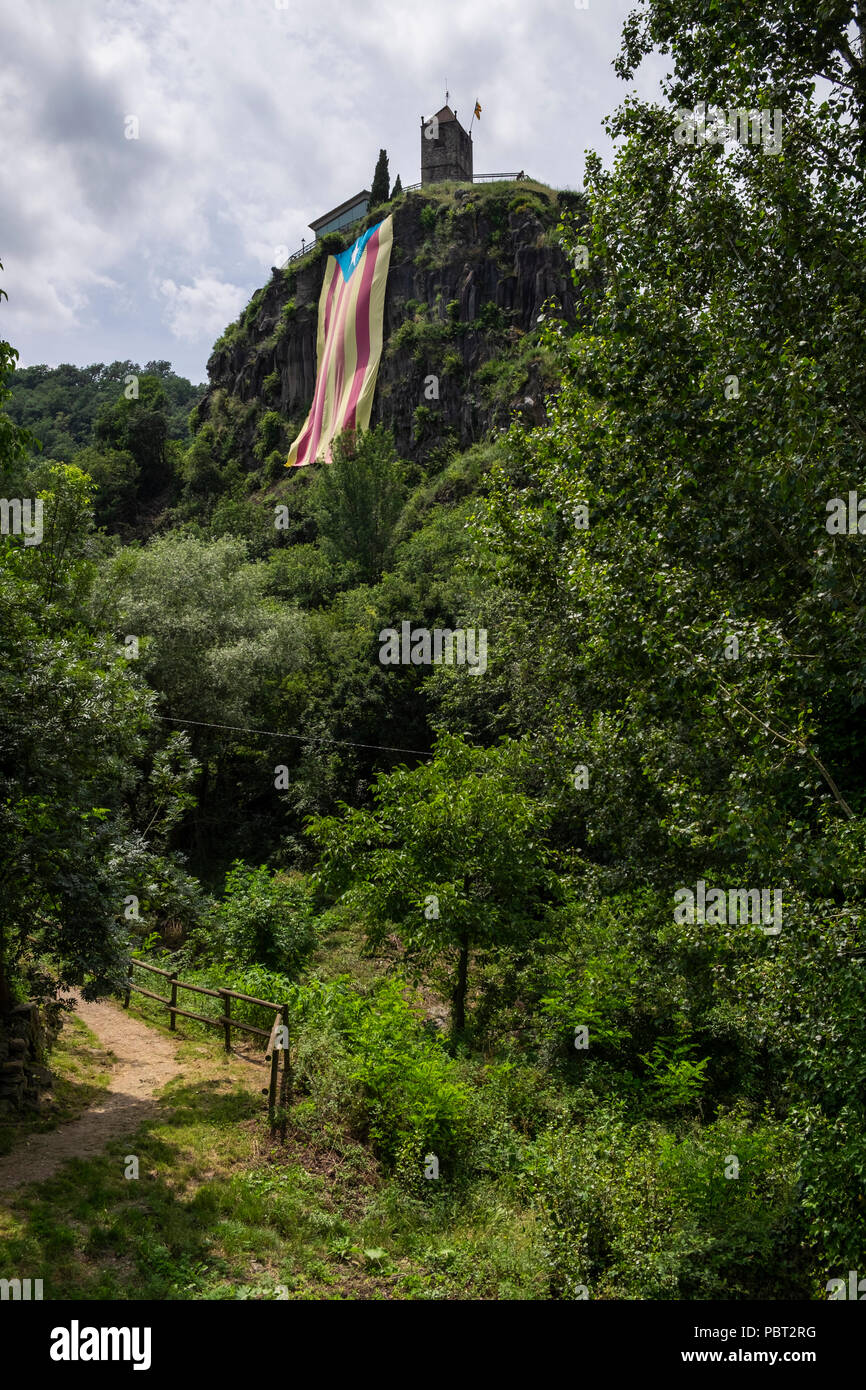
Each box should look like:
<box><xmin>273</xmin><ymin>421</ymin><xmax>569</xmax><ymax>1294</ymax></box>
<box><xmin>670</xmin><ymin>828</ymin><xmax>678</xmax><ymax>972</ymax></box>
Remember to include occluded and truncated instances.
<box><xmin>301</xmin><ymin>101</ymin><xmax>476</xmax><ymax>260</ymax></box>
<box><xmin>421</xmin><ymin>104</ymin><xmax>473</xmax><ymax>184</ymax></box>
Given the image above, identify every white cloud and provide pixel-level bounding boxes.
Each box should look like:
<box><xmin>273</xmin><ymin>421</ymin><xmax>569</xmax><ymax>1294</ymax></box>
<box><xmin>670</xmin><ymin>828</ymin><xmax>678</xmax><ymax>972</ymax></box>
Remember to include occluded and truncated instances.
<box><xmin>0</xmin><ymin>0</ymin><xmax>667</xmax><ymax>381</ymax></box>
<box><xmin>158</xmin><ymin>276</ymin><xmax>248</xmax><ymax>342</ymax></box>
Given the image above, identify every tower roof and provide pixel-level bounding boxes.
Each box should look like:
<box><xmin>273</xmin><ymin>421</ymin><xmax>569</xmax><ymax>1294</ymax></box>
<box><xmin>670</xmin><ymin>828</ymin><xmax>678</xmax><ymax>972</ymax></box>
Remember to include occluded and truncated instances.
<box><xmin>433</xmin><ymin>104</ymin><xmax>457</xmax><ymax>123</ymax></box>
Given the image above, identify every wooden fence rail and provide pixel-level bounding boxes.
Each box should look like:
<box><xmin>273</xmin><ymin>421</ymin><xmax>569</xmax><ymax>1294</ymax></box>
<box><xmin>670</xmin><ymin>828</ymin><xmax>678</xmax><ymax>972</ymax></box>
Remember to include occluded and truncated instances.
<box><xmin>123</xmin><ymin>958</ymin><xmax>291</xmax><ymax>1135</ymax></box>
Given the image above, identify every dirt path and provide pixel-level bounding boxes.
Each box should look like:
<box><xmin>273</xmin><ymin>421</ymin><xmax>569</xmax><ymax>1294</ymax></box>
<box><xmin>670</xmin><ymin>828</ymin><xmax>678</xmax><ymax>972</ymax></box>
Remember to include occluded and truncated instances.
<box><xmin>0</xmin><ymin>995</ymin><xmax>183</xmax><ymax>1192</ymax></box>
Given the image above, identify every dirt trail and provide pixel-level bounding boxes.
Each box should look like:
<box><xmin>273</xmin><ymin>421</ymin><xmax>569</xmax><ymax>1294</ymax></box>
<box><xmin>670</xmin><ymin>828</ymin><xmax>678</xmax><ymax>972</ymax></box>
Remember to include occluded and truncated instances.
<box><xmin>0</xmin><ymin>995</ymin><xmax>183</xmax><ymax>1192</ymax></box>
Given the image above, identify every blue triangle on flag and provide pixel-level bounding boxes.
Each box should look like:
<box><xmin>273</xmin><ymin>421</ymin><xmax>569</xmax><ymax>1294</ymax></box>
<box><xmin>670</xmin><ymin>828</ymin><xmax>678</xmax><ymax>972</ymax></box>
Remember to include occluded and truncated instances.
<box><xmin>335</xmin><ymin>221</ymin><xmax>383</xmax><ymax>282</ymax></box>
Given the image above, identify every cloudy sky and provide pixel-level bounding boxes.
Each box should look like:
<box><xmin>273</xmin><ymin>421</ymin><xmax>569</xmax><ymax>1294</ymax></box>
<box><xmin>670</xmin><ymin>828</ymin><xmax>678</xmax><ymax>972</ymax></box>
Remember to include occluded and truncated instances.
<box><xmin>0</xmin><ymin>0</ymin><xmax>668</xmax><ymax>384</ymax></box>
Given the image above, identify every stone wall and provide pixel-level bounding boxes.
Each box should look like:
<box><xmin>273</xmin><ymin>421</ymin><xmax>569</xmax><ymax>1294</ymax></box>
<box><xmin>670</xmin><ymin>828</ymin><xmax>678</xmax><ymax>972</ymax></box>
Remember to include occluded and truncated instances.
<box><xmin>0</xmin><ymin>1004</ymin><xmax>53</xmax><ymax>1115</ymax></box>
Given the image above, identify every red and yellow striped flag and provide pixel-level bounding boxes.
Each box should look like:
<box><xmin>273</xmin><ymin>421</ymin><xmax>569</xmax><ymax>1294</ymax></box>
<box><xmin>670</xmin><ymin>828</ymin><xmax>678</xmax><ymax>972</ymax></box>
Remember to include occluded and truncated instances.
<box><xmin>287</xmin><ymin>215</ymin><xmax>394</xmax><ymax>467</ymax></box>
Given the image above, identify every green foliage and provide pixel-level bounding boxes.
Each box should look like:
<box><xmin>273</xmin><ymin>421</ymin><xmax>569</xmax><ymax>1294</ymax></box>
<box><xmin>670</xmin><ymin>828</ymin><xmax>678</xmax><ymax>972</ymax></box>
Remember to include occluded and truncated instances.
<box><xmin>524</xmin><ymin>1107</ymin><xmax>805</xmax><ymax>1299</ymax></box>
<box><xmin>71</xmin><ymin>444</ymin><xmax>140</xmax><ymax>533</ymax></box>
<box><xmin>208</xmin><ymin>492</ymin><xmax>274</xmax><ymax>560</ymax></box>
<box><xmin>255</xmin><ymin>409</ymin><xmax>284</xmax><ymax>460</ymax></box>
<box><xmin>96</xmin><ymin>531</ymin><xmax>305</xmax><ymax>728</ymax></box>
<box><xmin>6</xmin><ymin>360</ymin><xmax>201</xmax><ymax>462</ymax></box>
<box><xmin>475</xmin><ymin>0</ymin><xmax>866</xmax><ymax>1277</ymax></box>
<box><xmin>308</xmin><ymin>733</ymin><xmax>560</xmax><ymax>1033</ymax></box>
<box><xmin>0</xmin><ymin>456</ymin><xmax>154</xmax><ymax>1007</ymax></box>
<box><xmin>318</xmin><ymin>232</ymin><xmax>345</xmax><ymax>258</ymax></box>
<box><xmin>639</xmin><ymin>1038</ymin><xmax>709</xmax><ymax>1115</ymax></box>
<box><xmin>308</xmin><ymin>426</ymin><xmax>408</xmax><ymax>584</ymax></box>
<box><xmin>291</xmin><ymin>976</ymin><xmax>473</xmax><ymax>1170</ymax></box>
<box><xmin>94</xmin><ymin>374</ymin><xmax>172</xmax><ymax>494</ymax></box>
<box><xmin>200</xmin><ymin>862</ymin><xmax>316</xmax><ymax>975</ymax></box>
<box><xmin>370</xmin><ymin>149</ymin><xmax>390</xmax><ymax>206</ymax></box>
<box><xmin>265</xmin><ymin>542</ymin><xmax>341</xmax><ymax>609</ymax></box>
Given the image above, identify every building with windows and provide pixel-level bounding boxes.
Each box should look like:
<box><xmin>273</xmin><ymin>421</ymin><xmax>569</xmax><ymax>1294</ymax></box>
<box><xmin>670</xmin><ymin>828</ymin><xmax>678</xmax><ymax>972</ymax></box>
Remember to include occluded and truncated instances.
<box><xmin>308</xmin><ymin>189</ymin><xmax>371</xmax><ymax>240</ymax></box>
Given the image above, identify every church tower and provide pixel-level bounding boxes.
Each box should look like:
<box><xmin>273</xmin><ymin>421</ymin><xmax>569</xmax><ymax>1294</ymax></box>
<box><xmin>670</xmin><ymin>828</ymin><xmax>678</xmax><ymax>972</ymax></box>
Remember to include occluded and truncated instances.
<box><xmin>421</xmin><ymin>104</ymin><xmax>473</xmax><ymax>184</ymax></box>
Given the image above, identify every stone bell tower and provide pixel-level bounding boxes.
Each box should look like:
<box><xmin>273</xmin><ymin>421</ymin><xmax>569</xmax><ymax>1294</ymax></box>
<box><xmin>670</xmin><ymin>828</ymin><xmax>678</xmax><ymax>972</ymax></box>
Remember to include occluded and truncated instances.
<box><xmin>421</xmin><ymin>103</ymin><xmax>473</xmax><ymax>184</ymax></box>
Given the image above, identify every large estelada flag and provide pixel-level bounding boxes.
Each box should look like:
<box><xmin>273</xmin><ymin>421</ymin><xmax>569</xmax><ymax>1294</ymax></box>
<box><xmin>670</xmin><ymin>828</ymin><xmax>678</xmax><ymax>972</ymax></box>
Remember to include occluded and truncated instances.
<box><xmin>287</xmin><ymin>215</ymin><xmax>394</xmax><ymax>467</ymax></box>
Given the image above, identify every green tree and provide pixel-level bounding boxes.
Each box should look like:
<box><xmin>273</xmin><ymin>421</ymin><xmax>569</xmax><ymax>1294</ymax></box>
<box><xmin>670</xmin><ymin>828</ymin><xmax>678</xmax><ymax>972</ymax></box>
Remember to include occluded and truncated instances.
<box><xmin>309</xmin><ymin>426</ymin><xmax>407</xmax><ymax>583</ymax></box>
<box><xmin>71</xmin><ymin>443</ymin><xmax>140</xmax><ymax>533</ymax></box>
<box><xmin>370</xmin><ymin>149</ymin><xmax>390</xmax><ymax>206</ymax></box>
<box><xmin>96</xmin><ymin>532</ymin><xmax>306</xmax><ymax>866</ymax></box>
<box><xmin>0</xmin><ymin>451</ymin><xmax>154</xmax><ymax>1010</ymax></box>
<box><xmin>198</xmin><ymin>862</ymin><xmax>316</xmax><ymax>974</ymax></box>
<box><xmin>94</xmin><ymin>374</ymin><xmax>172</xmax><ymax>494</ymax></box>
<box><xmin>308</xmin><ymin>733</ymin><xmax>559</xmax><ymax>1034</ymax></box>
<box><xmin>390</xmin><ymin>173</ymin><xmax>403</xmax><ymax>199</ymax></box>
<box><xmin>476</xmin><ymin>0</ymin><xmax>866</xmax><ymax>1270</ymax></box>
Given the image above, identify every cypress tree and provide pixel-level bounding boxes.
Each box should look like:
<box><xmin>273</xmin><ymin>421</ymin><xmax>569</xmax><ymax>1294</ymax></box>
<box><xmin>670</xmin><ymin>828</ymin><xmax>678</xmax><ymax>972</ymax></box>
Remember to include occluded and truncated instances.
<box><xmin>370</xmin><ymin>149</ymin><xmax>389</xmax><ymax>205</ymax></box>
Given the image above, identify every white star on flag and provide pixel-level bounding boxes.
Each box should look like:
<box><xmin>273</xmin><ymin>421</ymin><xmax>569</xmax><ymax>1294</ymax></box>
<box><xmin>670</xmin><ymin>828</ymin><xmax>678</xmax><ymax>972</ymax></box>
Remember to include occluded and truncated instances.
<box><xmin>350</xmin><ymin>241</ymin><xmax>361</xmax><ymax>266</ymax></box>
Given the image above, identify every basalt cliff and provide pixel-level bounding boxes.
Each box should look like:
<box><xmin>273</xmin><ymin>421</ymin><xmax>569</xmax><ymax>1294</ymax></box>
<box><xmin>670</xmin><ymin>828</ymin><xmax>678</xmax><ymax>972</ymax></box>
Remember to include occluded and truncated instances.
<box><xmin>194</xmin><ymin>180</ymin><xmax>584</xmax><ymax>473</ymax></box>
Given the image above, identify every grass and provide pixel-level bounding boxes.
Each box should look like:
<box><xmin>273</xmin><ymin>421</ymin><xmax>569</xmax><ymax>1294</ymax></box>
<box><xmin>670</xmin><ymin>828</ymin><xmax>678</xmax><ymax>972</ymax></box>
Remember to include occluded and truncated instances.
<box><xmin>308</xmin><ymin>912</ymin><xmax>391</xmax><ymax>989</ymax></box>
<box><xmin>0</xmin><ymin>1015</ymin><xmax>114</xmax><ymax>1157</ymax></box>
<box><xmin>0</xmin><ymin>985</ymin><xmax>544</xmax><ymax>1300</ymax></box>
<box><xmin>0</xmin><ymin>1042</ymin><xmax>539</xmax><ymax>1299</ymax></box>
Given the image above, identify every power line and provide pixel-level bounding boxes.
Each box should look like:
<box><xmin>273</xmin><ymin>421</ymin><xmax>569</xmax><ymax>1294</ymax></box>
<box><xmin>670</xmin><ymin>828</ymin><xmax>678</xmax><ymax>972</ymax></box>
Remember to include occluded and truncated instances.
<box><xmin>155</xmin><ymin>714</ymin><xmax>431</xmax><ymax>758</ymax></box>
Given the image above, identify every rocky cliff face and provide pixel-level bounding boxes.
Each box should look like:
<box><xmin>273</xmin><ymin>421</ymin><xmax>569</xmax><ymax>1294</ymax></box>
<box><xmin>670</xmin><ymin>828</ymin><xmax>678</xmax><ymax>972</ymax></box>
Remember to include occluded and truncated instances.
<box><xmin>197</xmin><ymin>182</ymin><xmax>582</xmax><ymax>468</ymax></box>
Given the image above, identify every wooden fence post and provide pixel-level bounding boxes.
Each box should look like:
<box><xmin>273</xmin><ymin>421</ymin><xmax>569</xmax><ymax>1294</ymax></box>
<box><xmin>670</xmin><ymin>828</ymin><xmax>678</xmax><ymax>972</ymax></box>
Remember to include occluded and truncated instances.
<box><xmin>169</xmin><ymin>972</ymin><xmax>178</xmax><ymax>1031</ymax></box>
<box><xmin>267</xmin><ymin>1010</ymin><xmax>281</xmax><ymax>1134</ymax></box>
<box><xmin>219</xmin><ymin>989</ymin><xmax>232</xmax><ymax>1052</ymax></box>
<box><xmin>123</xmin><ymin>961</ymin><xmax>133</xmax><ymax>1008</ymax></box>
<box><xmin>278</xmin><ymin>1003</ymin><xmax>291</xmax><ymax>1141</ymax></box>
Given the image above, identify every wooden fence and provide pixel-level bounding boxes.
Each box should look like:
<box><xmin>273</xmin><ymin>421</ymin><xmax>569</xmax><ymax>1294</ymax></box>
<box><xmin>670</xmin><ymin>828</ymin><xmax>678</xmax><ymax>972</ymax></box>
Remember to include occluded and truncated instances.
<box><xmin>123</xmin><ymin>959</ymin><xmax>292</xmax><ymax>1135</ymax></box>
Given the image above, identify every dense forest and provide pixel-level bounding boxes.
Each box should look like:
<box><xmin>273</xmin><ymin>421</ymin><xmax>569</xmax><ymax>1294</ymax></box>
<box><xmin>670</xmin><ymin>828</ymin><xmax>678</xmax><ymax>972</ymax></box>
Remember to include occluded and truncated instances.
<box><xmin>2</xmin><ymin>0</ymin><xmax>866</xmax><ymax>1304</ymax></box>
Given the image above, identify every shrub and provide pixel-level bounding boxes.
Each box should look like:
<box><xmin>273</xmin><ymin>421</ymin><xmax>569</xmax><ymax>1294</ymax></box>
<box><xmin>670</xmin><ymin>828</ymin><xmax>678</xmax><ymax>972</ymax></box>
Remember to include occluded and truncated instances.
<box><xmin>291</xmin><ymin>977</ymin><xmax>475</xmax><ymax>1173</ymax></box>
<box><xmin>206</xmin><ymin>863</ymin><xmax>316</xmax><ymax>975</ymax></box>
<box><xmin>522</xmin><ymin>1106</ymin><xmax>806</xmax><ymax>1300</ymax></box>
<box><xmin>255</xmin><ymin>410</ymin><xmax>284</xmax><ymax>460</ymax></box>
